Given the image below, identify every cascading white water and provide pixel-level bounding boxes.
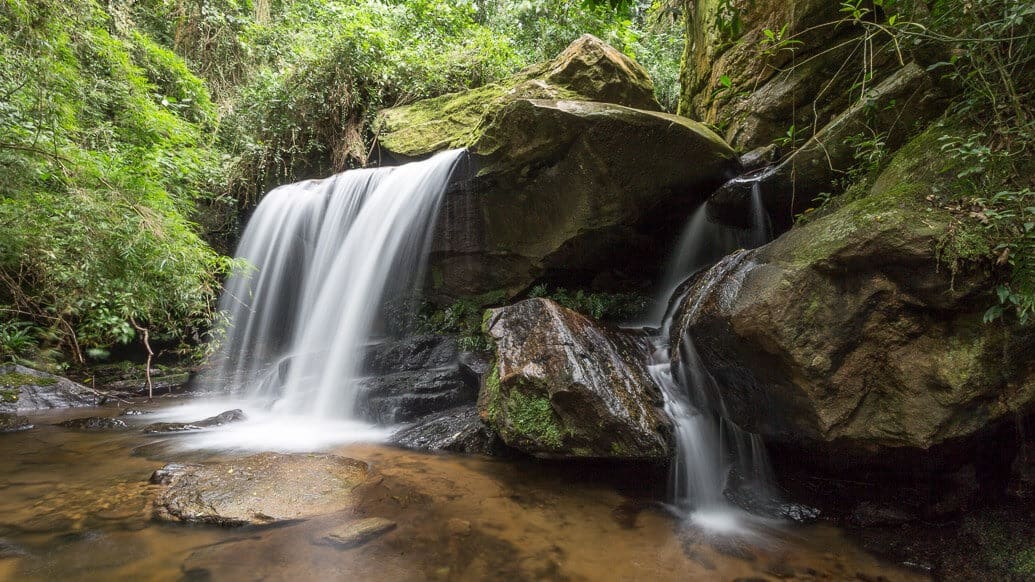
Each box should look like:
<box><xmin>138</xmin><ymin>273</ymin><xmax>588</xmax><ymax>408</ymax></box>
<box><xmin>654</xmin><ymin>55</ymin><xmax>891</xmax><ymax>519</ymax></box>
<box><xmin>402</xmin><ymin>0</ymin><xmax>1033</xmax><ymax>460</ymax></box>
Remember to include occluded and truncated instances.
<box><xmin>646</xmin><ymin>186</ymin><xmax>776</xmax><ymax>531</ymax></box>
<box><xmin>205</xmin><ymin>149</ymin><xmax>465</xmax><ymax>422</ymax></box>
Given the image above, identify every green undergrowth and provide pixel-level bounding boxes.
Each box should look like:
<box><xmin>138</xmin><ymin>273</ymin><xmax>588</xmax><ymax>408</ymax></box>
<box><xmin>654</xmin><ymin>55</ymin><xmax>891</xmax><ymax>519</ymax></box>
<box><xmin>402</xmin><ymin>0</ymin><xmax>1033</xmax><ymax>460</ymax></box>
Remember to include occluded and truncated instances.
<box><xmin>527</xmin><ymin>284</ymin><xmax>652</xmax><ymax>322</ymax></box>
<box><xmin>0</xmin><ymin>0</ymin><xmax>234</xmax><ymax>364</ymax></box>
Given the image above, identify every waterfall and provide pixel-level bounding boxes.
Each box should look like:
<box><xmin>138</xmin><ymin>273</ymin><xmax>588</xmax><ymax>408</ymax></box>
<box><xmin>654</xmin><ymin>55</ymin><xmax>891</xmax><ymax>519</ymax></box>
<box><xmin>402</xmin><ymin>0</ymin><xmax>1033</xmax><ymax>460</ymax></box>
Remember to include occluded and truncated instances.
<box><xmin>205</xmin><ymin>149</ymin><xmax>465</xmax><ymax>420</ymax></box>
<box><xmin>647</xmin><ymin>186</ymin><xmax>776</xmax><ymax>529</ymax></box>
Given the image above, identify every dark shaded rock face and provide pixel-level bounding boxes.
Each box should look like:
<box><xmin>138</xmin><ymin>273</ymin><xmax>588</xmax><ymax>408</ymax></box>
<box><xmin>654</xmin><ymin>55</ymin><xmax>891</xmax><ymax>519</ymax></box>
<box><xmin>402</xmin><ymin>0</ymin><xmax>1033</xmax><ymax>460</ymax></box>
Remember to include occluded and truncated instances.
<box><xmin>0</xmin><ymin>364</ymin><xmax>97</xmax><ymax>413</ymax></box>
<box><xmin>669</xmin><ymin>132</ymin><xmax>1035</xmax><ymax>468</ymax></box>
<box><xmin>391</xmin><ymin>405</ymin><xmax>506</xmax><ymax>456</ymax></box>
<box><xmin>58</xmin><ymin>416</ymin><xmax>129</xmax><ymax>431</ymax></box>
<box><xmin>480</xmin><ymin>298</ymin><xmax>672</xmax><ymax>460</ymax></box>
<box><xmin>353</xmin><ymin>335</ymin><xmax>476</xmax><ymax>424</ymax></box>
<box><xmin>142</xmin><ymin>409</ymin><xmax>246</xmax><ymax>434</ymax></box>
<box><xmin>151</xmin><ymin>453</ymin><xmax>373</xmax><ymax>526</ymax></box>
<box><xmin>354</xmin><ymin>335</ymin><xmax>479</xmax><ymax>424</ymax></box>
<box><xmin>379</xmin><ymin>35</ymin><xmax>739</xmax><ymax>300</ymax></box>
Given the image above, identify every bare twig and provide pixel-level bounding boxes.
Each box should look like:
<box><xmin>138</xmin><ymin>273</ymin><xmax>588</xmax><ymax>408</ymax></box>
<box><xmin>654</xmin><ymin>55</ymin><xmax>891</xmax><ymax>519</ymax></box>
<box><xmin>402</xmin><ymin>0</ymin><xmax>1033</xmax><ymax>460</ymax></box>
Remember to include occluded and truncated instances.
<box><xmin>129</xmin><ymin>317</ymin><xmax>154</xmax><ymax>400</ymax></box>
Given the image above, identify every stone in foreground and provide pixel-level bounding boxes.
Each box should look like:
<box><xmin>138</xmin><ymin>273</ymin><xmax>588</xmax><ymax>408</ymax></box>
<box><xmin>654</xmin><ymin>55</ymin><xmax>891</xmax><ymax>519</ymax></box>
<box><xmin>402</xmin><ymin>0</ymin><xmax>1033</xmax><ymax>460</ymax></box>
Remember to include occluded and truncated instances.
<box><xmin>58</xmin><ymin>416</ymin><xmax>129</xmax><ymax>431</ymax></box>
<box><xmin>480</xmin><ymin>298</ymin><xmax>672</xmax><ymax>460</ymax></box>
<box><xmin>318</xmin><ymin>517</ymin><xmax>397</xmax><ymax>549</ymax></box>
<box><xmin>151</xmin><ymin>452</ymin><xmax>372</xmax><ymax>526</ymax></box>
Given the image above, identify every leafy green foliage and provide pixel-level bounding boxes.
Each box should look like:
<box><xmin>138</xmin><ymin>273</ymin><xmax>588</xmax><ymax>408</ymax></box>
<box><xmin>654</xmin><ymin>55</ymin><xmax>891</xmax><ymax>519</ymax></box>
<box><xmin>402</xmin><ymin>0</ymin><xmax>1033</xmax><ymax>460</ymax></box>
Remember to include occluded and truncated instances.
<box><xmin>0</xmin><ymin>0</ymin><xmax>233</xmax><ymax>361</ymax></box>
<box><xmin>527</xmin><ymin>284</ymin><xmax>652</xmax><ymax>321</ymax></box>
<box><xmin>417</xmin><ymin>299</ymin><xmax>493</xmax><ymax>352</ymax></box>
<box><xmin>0</xmin><ymin>0</ymin><xmax>683</xmax><ymax>364</ymax></box>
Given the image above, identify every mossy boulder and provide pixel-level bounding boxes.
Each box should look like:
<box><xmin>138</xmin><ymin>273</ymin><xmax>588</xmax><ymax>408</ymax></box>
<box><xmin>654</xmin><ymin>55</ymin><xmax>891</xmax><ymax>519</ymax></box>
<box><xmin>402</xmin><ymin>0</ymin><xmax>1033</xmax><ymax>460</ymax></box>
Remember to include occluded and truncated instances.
<box><xmin>479</xmin><ymin>298</ymin><xmax>672</xmax><ymax>460</ymax></box>
<box><xmin>669</xmin><ymin>130</ymin><xmax>1035</xmax><ymax>463</ymax></box>
<box><xmin>0</xmin><ymin>364</ymin><xmax>96</xmax><ymax>413</ymax></box>
<box><xmin>378</xmin><ymin>36</ymin><xmax>740</xmax><ymax>300</ymax></box>
<box><xmin>379</xmin><ymin>34</ymin><xmax>660</xmax><ymax>158</ymax></box>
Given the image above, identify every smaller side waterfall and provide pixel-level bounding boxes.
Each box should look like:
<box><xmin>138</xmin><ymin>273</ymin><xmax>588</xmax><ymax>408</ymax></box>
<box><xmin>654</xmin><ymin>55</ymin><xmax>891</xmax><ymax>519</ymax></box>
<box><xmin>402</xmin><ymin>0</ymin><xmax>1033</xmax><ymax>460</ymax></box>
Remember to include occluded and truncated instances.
<box><xmin>647</xmin><ymin>186</ymin><xmax>777</xmax><ymax>530</ymax></box>
<box><xmin>204</xmin><ymin>149</ymin><xmax>465</xmax><ymax>421</ymax></box>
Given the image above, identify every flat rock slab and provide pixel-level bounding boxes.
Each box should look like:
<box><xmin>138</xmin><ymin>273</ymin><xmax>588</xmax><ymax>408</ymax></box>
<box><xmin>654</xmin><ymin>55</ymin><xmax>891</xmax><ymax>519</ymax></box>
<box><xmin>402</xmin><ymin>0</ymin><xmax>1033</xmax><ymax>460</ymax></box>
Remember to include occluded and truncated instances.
<box><xmin>152</xmin><ymin>453</ymin><xmax>372</xmax><ymax>526</ymax></box>
<box><xmin>318</xmin><ymin>517</ymin><xmax>397</xmax><ymax>549</ymax></box>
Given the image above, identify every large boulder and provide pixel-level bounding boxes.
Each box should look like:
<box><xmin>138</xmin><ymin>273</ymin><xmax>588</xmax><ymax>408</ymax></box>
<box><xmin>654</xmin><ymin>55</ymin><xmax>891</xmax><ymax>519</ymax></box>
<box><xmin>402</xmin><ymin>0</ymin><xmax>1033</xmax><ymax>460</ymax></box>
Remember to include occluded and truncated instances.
<box><xmin>0</xmin><ymin>364</ymin><xmax>96</xmax><ymax>413</ymax></box>
<box><xmin>480</xmin><ymin>298</ymin><xmax>672</xmax><ymax>460</ymax></box>
<box><xmin>669</xmin><ymin>129</ymin><xmax>1035</xmax><ymax>464</ymax></box>
<box><xmin>378</xmin><ymin>36</ymin><xmax>739</xmax><ymax>300</ymax></box>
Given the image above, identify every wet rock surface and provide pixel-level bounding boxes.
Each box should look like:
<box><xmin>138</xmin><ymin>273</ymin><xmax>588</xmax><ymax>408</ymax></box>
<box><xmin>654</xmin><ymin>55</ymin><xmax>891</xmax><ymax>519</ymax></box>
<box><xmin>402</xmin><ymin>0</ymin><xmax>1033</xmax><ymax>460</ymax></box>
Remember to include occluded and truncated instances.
<box><xmin>481</xmin><ymin>298</ymin><xmax>672</xmax><ymax>460</ymax></box>
<box><xmin>354</xmin><ymin>335</ymin><xmax>480</xmax><ymax>425</ymax></box>
<box><xmin>669</xmin><ymin>130</ymin><xmax>1035</xmax><ymax>490</ymax></box>
<box><xmin>0</xmin><ymin>414</ymin><xmax>33</xmax><ymax>434</ymax></box>
<box><xmin>355</xmin><ymin>369</ymin><xmax>475</xmax><ymax>424</ymax></box>
<box><xmin>391</xmin><ymin>405</ymin><xmax>507</xmax><ymax>456</ymax></box>
<box><xmin>142</xmin><ymin>409</ymin><xmax>245</xmax><ymax>434</ymax></box>
<box><xmin>0</xmin><ymin>364</ymin><xmax>97</xmax><ymax>413</ymax></box>
<box><xmin>151</xmin><ymin>452</ymin><xmax>373</xmax><ymax>526</ymax></box>
<box><xmin>57</xmin><ymin>417</ymin><xmax>129</xmax><ymax>431</ymax></box>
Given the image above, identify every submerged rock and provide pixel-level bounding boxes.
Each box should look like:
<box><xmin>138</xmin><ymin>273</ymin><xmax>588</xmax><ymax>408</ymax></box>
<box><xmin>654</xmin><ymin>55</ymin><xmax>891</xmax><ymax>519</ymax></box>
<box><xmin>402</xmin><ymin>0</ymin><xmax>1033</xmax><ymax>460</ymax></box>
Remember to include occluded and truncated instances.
<box><xmin>0</xmin><ymin>364</ymin><xmax>97</xmax><ymax>413</ymax></box>
<box><xmin>142</xmin><ymin>409</ymin><xmax>245</xmax><ymax>434</ymax></box>
<box><xmin>317</xmin><ymin>517</ymin><xmax>397</xmax><ymax>549</ymax></box>
<box><xmin>0</xmin><ymin>414</ymin><xmax>33</xmax><ymax>434</ymax></box>
<box><xmin>480</xmin><ymin>298</ymin><xmax>672</xmax><ymax>460</ymax></box>
<box><xmin>670</xmin><ymin>128</ymin><xmax>1035</xmax><ymax>465</ymax></box>
<box><xmin>58</xmin><ymin>416</ymin><xmax>128</xmax><ymax>431</ymax></box>
<box><xmin>151</xmin><ymin>453</ymin><xmax>372</xmax><ymax>526</ymax></box>
<box><xmin>391</xmin><ymin>405</ymin><xmax>506</xmax><ymax>456</ymax></box>
<box><xmin>379</xmin><ymin>35</ymin><xmax>739</xmax><ymax>299</ymax></box>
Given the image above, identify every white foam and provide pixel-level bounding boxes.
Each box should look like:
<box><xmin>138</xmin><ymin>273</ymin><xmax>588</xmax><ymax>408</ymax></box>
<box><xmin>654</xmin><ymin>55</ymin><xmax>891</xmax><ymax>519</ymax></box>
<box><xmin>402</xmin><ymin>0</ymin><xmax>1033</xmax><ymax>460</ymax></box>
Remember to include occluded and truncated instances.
<box><xmin>140</xmin><ymin>399</ymin><xmax>393</xmax><ymax>453</ymax></box>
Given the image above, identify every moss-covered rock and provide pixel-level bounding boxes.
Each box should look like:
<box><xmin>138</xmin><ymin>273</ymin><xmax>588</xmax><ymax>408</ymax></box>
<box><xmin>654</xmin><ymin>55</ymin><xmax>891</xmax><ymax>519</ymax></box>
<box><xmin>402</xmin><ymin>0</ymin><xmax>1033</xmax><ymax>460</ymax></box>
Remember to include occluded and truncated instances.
<box><xmin>669</xmin><ymin>130</ymin><xmax>1035</xmax><ymax>462</ymax></box>
<box><xmin>479</xmin><ymin>298</ymin><xmax>672</xmax><ymax>460</ymax></box>
<box><xmin>377</xmin><ymin>35</ymin><xmax>740</xmax><ymax>300</ymax></box>
<box><xmin>379</xmin><ymin>34</ymin><xmax>659</xmax><ymax>157</ymax></box>
<box><xmin>0</xmin><ymin>364</ymin><xmax>96</xmax><ymax>414</ymax></box>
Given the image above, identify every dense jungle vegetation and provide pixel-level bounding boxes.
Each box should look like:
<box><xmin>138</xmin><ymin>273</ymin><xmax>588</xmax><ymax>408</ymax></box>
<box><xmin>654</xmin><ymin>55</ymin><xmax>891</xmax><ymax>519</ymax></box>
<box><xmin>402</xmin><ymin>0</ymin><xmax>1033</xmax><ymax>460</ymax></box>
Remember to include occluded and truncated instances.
<box><xmin>0</xmin><ymin>0</ymin><xmax>684</xmax><ymax>365</ymax></box>
<box><xmin>0</xmin><ymin>0</ymin><xmax>1032</xmax><ymax>367</ymax></box>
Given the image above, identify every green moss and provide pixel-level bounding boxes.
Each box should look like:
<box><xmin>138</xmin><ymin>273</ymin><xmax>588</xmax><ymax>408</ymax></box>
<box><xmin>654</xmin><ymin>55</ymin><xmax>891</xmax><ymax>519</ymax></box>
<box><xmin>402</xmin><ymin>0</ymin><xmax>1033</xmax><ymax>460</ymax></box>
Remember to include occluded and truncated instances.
<box><xmin>483</xmin><ymin>364</ymin><xmax>502</xmax><ymax>424</ymax></box>
<box><xmin>0</xmin><ymin>372</ymin><xmax>56</xmax><ymax>388</ymax></box>
<box><xmin>505</xmin><ymin>388</ymin><xmax>563</xmax><ymax>449</ymax></box>
<box><xmin>609</xmin><ymin>440</ymin><xmax>630</xmax><ymax>456</ymax></box>
<box><xmin>782</xmin><ymin>127</ymin><xmax>953</xmax><ymax>268</ymax></box>
<box><xmin>1</xmin><ymin>389</ymin><xmax>18</xmax><ymax>403</ymax></box>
